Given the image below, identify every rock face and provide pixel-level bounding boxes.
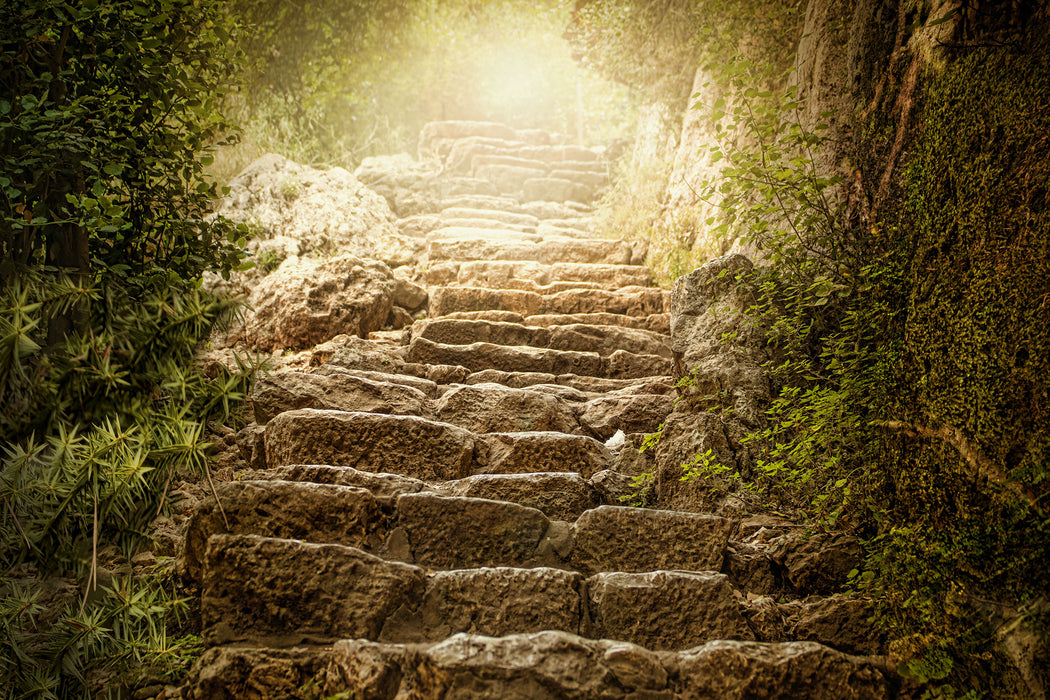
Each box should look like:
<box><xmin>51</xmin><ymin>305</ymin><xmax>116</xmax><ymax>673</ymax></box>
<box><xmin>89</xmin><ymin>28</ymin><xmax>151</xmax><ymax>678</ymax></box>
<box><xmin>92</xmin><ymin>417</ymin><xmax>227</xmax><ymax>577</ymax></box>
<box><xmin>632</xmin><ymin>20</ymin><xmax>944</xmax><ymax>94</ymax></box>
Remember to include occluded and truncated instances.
<box><xmin>217</xmin><ymin>152</ymin><xmax>419</xmax><ymax>264</ymax></box>
<box><xmin>655</xmin><ymin>253</ymin><xmax>774</xmax><ymax>511</ymax></box>
<box><xmin>242</xmin><ymin>254</ymin><xmax>398</xmax><ymax>352</ymax></box>
<box><xmin>179</xmin><ymin>120</ymin><xmax>899</xmax><ymax>700</ymax></box>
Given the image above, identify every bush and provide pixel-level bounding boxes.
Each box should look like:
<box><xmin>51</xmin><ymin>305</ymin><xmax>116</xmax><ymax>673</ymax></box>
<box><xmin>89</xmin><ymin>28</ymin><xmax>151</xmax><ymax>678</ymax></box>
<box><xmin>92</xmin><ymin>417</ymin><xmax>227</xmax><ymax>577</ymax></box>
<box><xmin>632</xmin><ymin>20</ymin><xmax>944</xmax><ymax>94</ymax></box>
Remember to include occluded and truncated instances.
<box><xmin>0</xmin><ymin>1</ymin><xmax>257</xmax><ymax>695</ymax></box>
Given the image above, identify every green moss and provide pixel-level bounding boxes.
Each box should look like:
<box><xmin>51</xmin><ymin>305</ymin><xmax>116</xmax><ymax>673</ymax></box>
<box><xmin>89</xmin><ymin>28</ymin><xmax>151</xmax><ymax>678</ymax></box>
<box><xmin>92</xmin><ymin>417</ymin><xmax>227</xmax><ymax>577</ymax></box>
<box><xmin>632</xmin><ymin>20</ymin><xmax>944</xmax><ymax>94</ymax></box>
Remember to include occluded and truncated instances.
<box><xmin>871</xmin><ymin>42</ymin><xmax>1050</xmax><ymax>695</ymax></box>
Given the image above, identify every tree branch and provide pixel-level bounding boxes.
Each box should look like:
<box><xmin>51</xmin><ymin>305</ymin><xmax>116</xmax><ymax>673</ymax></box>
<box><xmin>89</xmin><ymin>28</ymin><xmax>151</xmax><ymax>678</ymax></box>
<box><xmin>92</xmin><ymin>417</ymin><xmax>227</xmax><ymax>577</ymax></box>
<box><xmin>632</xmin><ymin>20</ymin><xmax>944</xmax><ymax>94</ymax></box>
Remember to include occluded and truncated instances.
<box><xmin>872</xmin><ymin>419</ymin><xmax>1039</xmax><ymax>511</ymax></box>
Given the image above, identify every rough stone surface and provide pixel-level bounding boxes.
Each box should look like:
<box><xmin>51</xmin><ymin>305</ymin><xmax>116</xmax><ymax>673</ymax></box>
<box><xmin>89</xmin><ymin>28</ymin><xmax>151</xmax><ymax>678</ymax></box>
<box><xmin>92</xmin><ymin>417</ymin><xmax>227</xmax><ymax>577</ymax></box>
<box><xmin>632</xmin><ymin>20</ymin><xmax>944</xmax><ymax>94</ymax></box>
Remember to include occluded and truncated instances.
<box><xmin>429</xmin><ymin>285</ymin><xmax>542</xmax><ymax>317</ymax></box>
<box><xmin>215</xmin><ymin>153</ymin><xmax>416</xmax><ymax>264</ymax></box>
<box><xmin>603</xmin><ymin>348</ymin><xmax>672</xmax><ymax>379</ymax></box>
<box><xmin>428</xmin><ymin>237</ymin><xmax>633</xmax><ymax>265</ymax></box>
<box><xmin>182</xmin><ymin>480</ymin><xmax>382</xmax><ymax>580</ymax></box>
<box><xmin>179</xmin><ymin>120</ymin><xmax>911</xmax><ymax>700</ymax></box>
<box><xmin>586</xmin><ymin>570</ymin><xmax>753</xmax><ymax>650</ymax></box>
<box><xmin>328</xmin><ymin>632</ymin><xmax>669</xmax><ymax>699</ymax></box>
<box><xmin>410</xmin><ymin>567</ymin><xmax>583</xmax><ymax>641</ymax></box>
<box><xmin>243</xmin><ymin>255</ymin><xmax>397</xmax><ymax>351</ymax></box>
<box><xmin>180</xmin><ymin>633</ymin><xmax>897</xmax><ymax>699</ymax></box>
<box><xmin>323</xmin><ymin>335</ymin><xmax>407</xmax><ymax>373</ymax></box>
<box><xmin>775</xmin><ymin>533</ymin><xmax>865</xmax><ymax>595</ymax></box>
<box><xmin>669</xmin><ymin>254</ymin><xmax>772</xmax><ymax>423</ymax></box>
<box><xmin>434</xmin><ymin>383</ymin><xmax>580</xmax><ymax>434</ymax></box>
<box><xmin>788</xmin><ymin>596</ymin><xmax>883</xmax><ymax>656</ymax></box>
<box><xmin>571</xmin><ymin>506</ymin><xmax>730</xmax><ymax>574</ymax></box>
<box><xmin>465</xmin><ymin>369</ymin><xmax>558</xmax><ymax>387</ymax></box>
<box><xmin>394</xmin><ymin>493</ymin><xmax>555</xmax><ymax>569</ymax></box>
<box><xmin>539</xmin><ymin>287</ymin><xmax>668</xmax><ymax>316</ymax></box>
<box><xmin>277</xmin><ymin>464</ymin><xmax>428</xmax><ymax>503</ymax></box>
<box><xmin>413</xmin><ymin>318</ymin><xmax>548</xmax><ymax>347</ymax></box>
<box><xmin>180</xmin><ymin>645</ymin><xmax>329</xmax><ymax>700</ymax></box>
<box><xmin>311</xmin><ymin>365</ymin><xmax>438</xmax><ymax>396</ymax></box>
<box><xmin>407</xmin><ymin>337</ymin><xmax>604</xmax><ymax>377</ymax></box>
<box><xmin>676</xmin><ymin>640</ymin><xmax>891</xmax><ymax>699</ymax></box>
<box><xmin>475</xmin><ymin>432</ymin><xmax>612</xmax><ymax>478</ymax></box>
<box><xmin>653</xmin><ymin>410</ymin><xmax>749</xmax><ymax>513</ymax></box>
<box><xmin>264</xmin><ymin>409</ymin><xmax>474</xmax><ymax>480</ymax></box>
<box><xmin>202</xmin><ymin>534</ymin><xmax>424</xmax><ymax>645</ymax></box>
<box><xmin>577</xmin><ymin>394</ymin><xmax>674</xmax><ymax>439</ymax></box>
<box><xmin>522</xmin><ymin>177</ymin><xmax>594</xmax><ymax>203</ymax></box>
<box><xmin>446</xmin><ymin>473</ymin><xmax>600</xmax><ymax>521</ymax></box>
<box><xmin>250</xmin><ymin>371</ymin><xmax>431</xmax><ymax>424</ymax></box>
<box><xmin>548</xmin><ymin>323</ymin><xmax>672</xmax><ymax>358</ymax></box>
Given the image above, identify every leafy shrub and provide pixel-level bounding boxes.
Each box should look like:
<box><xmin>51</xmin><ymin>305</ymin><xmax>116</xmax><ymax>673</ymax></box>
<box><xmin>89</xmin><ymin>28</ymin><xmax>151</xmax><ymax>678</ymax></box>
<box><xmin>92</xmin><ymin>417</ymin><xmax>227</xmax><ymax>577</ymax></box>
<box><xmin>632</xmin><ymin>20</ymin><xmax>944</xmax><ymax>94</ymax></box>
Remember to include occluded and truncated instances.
<box><xmin>679</xmin><ymin>29</ymin><xmax>1050</xmax><ymax>700</ymax></box>
<box><xmin>0</xmin><ymin>1</ymin><xmax>258</xmax><ymax>695</ymax></box>
<box><xmin>0</xmin><ymin>272</ymin><xmax>259</xmax><ymax>697</ymax></box>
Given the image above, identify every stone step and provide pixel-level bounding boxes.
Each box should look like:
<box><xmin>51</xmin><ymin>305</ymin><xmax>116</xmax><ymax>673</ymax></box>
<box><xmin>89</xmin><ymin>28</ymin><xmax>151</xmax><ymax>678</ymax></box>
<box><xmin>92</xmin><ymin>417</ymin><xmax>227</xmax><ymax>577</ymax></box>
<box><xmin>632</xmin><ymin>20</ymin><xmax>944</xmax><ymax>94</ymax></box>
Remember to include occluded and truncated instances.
<box><xmin>252</xmin><ymin>369</ymin><xmax>674</xmax><ymax>442</ymax></box>
<box><xmin>423</xmin><ymin>260</ymin><xmax>653</xmax><ymax>290</ymax></box>
<box><xmin>409</xmin><ymin>318</ymin><xmax>671</xmax><ymax>358</ymax></box>
<box><xmin>419</xmin><ymin>121</ymin><xmax>521</xmax><ymax>159</ymax></box>
<box><xmin>255</xmin><ymin>373</ymin><xmax>586</xmax><ymax>434</ymax></box>
<box><xmin>427</xmin><ymin>237</ymin><xmax>635</xmax><ymax>266</ymax></box>
<box><xmin>442</xmin><ymin>175</ymin><xmax>499</xmax><ymax>198</ymax></box>
<box><xmin>432</xmin><ymin>383</ymin><xmax>583</xmax><ymax>434</ymax></box>
<box><xmin>439</xmin><ymin>207</ymin><xmax>540</xmax><ymax>229</ymax></box>
<box><xmin>185</xmin><ymin>481</ymin><xmax>730</xmax><ymax>579</ymax></box>
<box><xmin>444</xmin><ymin>472</ymin><xmax>601</xmax><ymax>521</ymax></box>
<box><xmin>438</xmin><ymin>193</ymin><xmax>528</xmax><ymax>214</ymax></box>
<box><xmin>264</xmin><ymin>465</ymin><xmax>601</xmax><ymax>521</ymax></box>
<box><xmin>523</xmin><ymin>177</ymin><xmax>595</xmax><ymax>204</ymax></box>
<box><xmin>201</xmin><ymin>534</ymin><xmax>751</xmax><ymax>650</ymax></box>
<box><xmin>575</xmin><ymin>393</ymin><xmax>675</xmax><ymax>439</ymax></box>
<box><xmin>186</xmin><ymin>470</ymin><xmax>867</xmax><ymax>600</ymax></box>
<box><xmin>426</xmin><ymin>226</ymin><xmax>541</xmax><ymax>243</ymax></box>
<box><xmin>437</xmin><ymin>217</ymin><xmax>536</xmax><ymax>234</ymax></box>
<box><xmin>475</xmin><ymin>163</ymin><xmax>548</xmax><ymax>194</ymax></box>
<box><xmin>263</xmin><ymin>409</ymin><xmax>476</xmax><ymax>479</ymax></box>
<box><xmin>517</xmin><ymin>144</ymin><xmax>601</xmax><ymax>163</ymax></box>
<box><xmin>536</xmin><ymin>222</ymin><xmax>592</xmax><ymax>239</ymax></box>
<box><xmin>182</xmin><ymin>633</ymin><xmax>898</xmax><ymax>700</ymax></box>
<box><xmin>312</xmin><ymin>335</ymin><xmax>673</xmax><ymax>393</ymax></box>
<box><xmin>472</xmin><ymin>153</ymin><xmax>551</xmax><ymax>173</ymax></box>
<box><xmin>526</xmin><ymin>311</ymin><xmax>671</xmax><ymax>335</ymax></box>
<box><xmin>428</xmin><ymin>285</ymin><xmax>668</xmax><ymax>318</ymax></box>
<box><xmin>519</xmin><ymin>199</ymin><xmax>594</xmax><ymax>220</ymax></box>
<box><xmin>260</xmin><ymin>408</ymin><xmax>614</xmax><ymax>473</ymax></box>
<box><xmin>543</xmin><ymin>217</ymin><xmax>595</xmax><ymax>231</ymax></box>
<box><xmin>405</xmin><ymin>337</ymin><xmax>669</xmax><ymax>378</ymax></box>
<box><xmin>462</xmin><ymin>369</ymin><xmax>675</xmax><ymax>395</ymax></box>
<box><xmin>446</xmin><ymin>138</ymin><xmax>529</xmax><ymax>173</ymax></box>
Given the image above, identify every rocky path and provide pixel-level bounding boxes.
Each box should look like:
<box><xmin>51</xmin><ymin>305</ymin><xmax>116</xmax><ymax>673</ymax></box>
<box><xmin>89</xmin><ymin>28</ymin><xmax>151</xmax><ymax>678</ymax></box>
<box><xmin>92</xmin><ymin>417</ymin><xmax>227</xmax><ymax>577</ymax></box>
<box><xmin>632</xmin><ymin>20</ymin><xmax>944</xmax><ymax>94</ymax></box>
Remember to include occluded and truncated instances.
<box><xmin>179</xmin><ymin>122</ymin><xmax>905</xmax><ymax>698</ymax></box>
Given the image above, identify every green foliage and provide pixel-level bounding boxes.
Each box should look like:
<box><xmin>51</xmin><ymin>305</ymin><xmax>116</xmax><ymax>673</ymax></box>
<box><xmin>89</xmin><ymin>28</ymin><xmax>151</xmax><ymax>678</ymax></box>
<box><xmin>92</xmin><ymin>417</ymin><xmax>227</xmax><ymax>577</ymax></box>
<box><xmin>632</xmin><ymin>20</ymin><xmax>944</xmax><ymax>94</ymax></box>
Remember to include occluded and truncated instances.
<box><xmin>222</xmin><ymin>0</ymin><xmax>634</xmax><ymax>169</ymax></box>
<box><xmin>1</xmin><ymin>272</ymin><xmax>259</xmax><ymax>696</ymax></box>
<box><xmin>0</xmin><ymin>1</ymin><xmax>259</xmax><ymax>695</ymax></box>
<box><xmin>565</xmin><ymin>0</ymin><xmax>704</xmax><ymax>101</ymax></box>
<box><xmin>0</xmin><ymin>571</ymin><xmax>202</xmax><ymax>697</ymax></box>
<box><xmin>862</xmin><ymin>43</ymin><xmax>1050</xmax><ymax>693</ymax></box>
<box><xmin>684</xmin><ymin>24</ymin><xmax>1050</xmax><ymax>697</ymax></box>
<box><xmin>0</xmin><ymin>0</ymin><xmax>247</xmax><ymax>284</ymax></box>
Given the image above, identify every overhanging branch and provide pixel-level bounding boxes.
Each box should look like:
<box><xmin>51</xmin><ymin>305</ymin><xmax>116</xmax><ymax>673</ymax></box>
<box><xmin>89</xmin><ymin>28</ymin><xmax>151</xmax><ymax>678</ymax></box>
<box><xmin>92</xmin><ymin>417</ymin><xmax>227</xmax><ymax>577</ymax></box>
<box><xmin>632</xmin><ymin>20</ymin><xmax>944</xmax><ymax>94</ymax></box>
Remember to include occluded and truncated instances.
<box><xmin>873</xmin><ymin>419</ymin><xmax>1039</xmax><ymax>511</ymax></box>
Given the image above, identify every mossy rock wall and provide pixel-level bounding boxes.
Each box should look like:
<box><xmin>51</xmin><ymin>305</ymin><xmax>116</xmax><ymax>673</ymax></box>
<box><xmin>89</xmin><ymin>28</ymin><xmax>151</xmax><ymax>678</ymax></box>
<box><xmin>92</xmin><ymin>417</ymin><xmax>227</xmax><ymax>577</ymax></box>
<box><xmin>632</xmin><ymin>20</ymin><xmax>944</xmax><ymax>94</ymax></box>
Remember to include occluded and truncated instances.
<box><xmin>871</xmin><ymin>41</ymin><xmax>1050</xmax><ymax>695</ymax></box>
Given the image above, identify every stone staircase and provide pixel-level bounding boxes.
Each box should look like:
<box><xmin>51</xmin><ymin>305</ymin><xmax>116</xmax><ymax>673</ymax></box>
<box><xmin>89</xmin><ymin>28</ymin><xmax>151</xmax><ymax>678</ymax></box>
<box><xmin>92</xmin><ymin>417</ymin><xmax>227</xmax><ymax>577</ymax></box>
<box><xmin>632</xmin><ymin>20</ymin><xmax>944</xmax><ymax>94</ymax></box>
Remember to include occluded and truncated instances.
<box><xmin>178</xmin><ymin>122</ymin><xmax>906</xmax><ymax>698</ymax></box>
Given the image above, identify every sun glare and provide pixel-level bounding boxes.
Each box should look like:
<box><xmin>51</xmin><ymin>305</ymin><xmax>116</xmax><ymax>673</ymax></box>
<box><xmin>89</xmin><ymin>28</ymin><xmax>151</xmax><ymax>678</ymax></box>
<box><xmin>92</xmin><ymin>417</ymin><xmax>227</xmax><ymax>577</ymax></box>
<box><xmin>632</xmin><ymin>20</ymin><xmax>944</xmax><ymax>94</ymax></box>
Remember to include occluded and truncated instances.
<box><xmin>476</xmin><ymin>45</ymin><xmax>558</xmax><ymax>123</ymax></box>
